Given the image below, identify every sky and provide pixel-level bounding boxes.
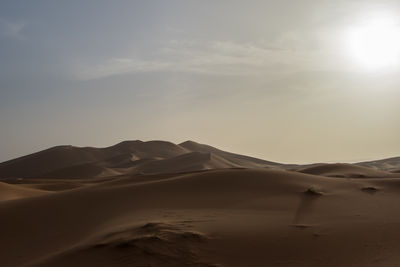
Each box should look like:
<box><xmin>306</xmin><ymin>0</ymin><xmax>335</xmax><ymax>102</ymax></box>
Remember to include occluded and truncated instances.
<box><xmin>1</xmin><ymin>0</ymin><xmax>400</xmax><ymax>164</ymax></box>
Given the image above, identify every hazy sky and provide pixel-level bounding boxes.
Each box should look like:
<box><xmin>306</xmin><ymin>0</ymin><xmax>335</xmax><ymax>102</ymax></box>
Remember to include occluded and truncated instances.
<box><xmin>1</xmin><ymin>0</ymin><xmax>400</xmax><ymax>163</ymax></box>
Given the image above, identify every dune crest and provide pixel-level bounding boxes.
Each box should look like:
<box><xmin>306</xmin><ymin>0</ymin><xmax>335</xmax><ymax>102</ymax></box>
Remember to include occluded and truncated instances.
<box><xmin>0</xmin><ymin>182</ymin><xmax>50</xmax><ymax>201</ymax></box>
<box><xmin>297</xmin><ymin>163</ymin><xmax>395</xmax><ymax>178</ymax></box>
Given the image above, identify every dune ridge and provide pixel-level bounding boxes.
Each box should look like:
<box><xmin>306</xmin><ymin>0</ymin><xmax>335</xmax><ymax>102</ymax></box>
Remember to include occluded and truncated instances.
<box><xmin>356</xmin><ymin>156</ymin><xmax>400</xmax><ymax>172</ymax></box>
<box><xmin>297</xmin><ymin>163</ymin><xmax>396</xmax><ymax>178</ymax></box>
<box><xmin>0</xmin><ymin>140</ymin><xmax>286</xmax><ymax>179</ymax></box>
<box><xmin>2</xmin><ymin>140</ymin><xmax>398</xmax><ymax>180</ymax></box>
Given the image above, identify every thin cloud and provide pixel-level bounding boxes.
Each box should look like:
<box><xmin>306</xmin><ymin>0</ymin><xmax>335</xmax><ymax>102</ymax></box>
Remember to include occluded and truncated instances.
<box><xmin>76</xmin><ymin>58</ymin><xmax>172</xmax><ymax>81</ymax></box>
<box><xmin>75</xmin><ymin>36</ymin><xmax>347</xmax><ymax>81</ymax></box>
<box><xmin>0</xmin><ymin>18</ymin><xmax>26</xmax><ymax>40</ymax></box>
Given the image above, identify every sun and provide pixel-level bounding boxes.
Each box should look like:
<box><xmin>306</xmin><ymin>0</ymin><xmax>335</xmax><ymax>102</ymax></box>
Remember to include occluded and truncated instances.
<box><xmin>347</xmin><ymin>17</ymin><xmax>400</xmax><ymax>70</ymax></box>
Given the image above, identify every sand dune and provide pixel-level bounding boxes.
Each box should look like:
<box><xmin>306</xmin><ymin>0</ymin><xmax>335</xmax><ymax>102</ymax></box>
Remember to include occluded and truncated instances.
<box><xmin>0</xmin><ymin>145</ymin><xmax>112</xmax><ymax>178</ymax></box>
<box><xmin>1</xmin><ymin>140</ymin><xmax>400</xmax><ymax>266</ymax></box>
<box><xmin>179</xmin><ymin>140</ymin><xmax>286</xmax><ymax>168</ymax></box>
<box><xmin>129</xmin><ymin>151</ymin><xmax>241</xmax><ymax>174</ymax></box>
<box><xmin>0</xmin><ymin>140</ymin><xmax>188</xmax><ymax>179</ymax></box>
<box><xmin>1</xmin><ymin>168</ymin><xmax>400</xmax><ymax>266</ymax></box>
<box><xmin>0</xmin><ymin>181</ymin><xmax>50</xmax><ymax>201</ymax></box>
<box><xmin>2</xmin><ymin>140</ymin><xmax>398</xmax><ymax>180</ymax></box>
<box><xmin>297</xmin><ymin>163</ymin><xmax>396</xmax><ymax>178</ymax></box>
<box><xmin>40</xmin><ymin>163</ymin><xmax>120</xmax><ymax>179</ymax></box>
<box><xmin>0</xmin><ymin>140</ymin><xmax>285</xmax><ymax>179</ymax></box>
<box><xmin>357</xmin><ymin>156</ymin><xmax>400</xmax><ymax>172</ymax></box>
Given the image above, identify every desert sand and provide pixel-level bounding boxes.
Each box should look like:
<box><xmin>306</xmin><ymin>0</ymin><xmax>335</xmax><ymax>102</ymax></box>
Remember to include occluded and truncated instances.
<box><xmin>1</xmin><ymin>140</ymin><xmax>400</xmax><ymax>266</ymax></box>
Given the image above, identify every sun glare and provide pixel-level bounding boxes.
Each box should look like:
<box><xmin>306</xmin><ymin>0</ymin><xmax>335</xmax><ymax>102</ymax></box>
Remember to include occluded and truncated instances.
<box><xmin>347</xmin><ymin>17</ymin><xmax>400</xmax><ymax>70</ymax></box>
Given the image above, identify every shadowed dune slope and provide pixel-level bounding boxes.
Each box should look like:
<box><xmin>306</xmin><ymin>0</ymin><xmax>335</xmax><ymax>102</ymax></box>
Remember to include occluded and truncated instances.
<box><xmin>40</xmin><ymin>163</ymin><xmax>121</xmax><ymax>179</ymax></box>
<box><xmin>0</xmin><ymin>145</ymin><xmax>110</xmax><ymax>178</ymax></box>
<box><xmin>0</xmin><ymin>141</ymin><xmax>186</xmax><ymax>179</ymax></box>
<box><xmin>129</xmin><ymin>151</ymin><xmax>241</xmax><ymax>174</ymax></box>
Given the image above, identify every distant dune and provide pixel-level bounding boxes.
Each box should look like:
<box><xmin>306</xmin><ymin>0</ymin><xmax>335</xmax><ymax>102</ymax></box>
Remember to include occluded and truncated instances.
<box><xmin>2</xmin><ymin>140</ymin><xmax>398</xmax><ymax>180</ymax></box>
<box><xmin>297</xmin><ymin>163</ymin><xmax>396</xmax><ymax>178</ymax></box>
<box><xmin>356</xmin><ymin>157</ymin><xmax>400</xmax><ymax>172</ymax></box>
<box><xmin>0</xmin><ymin>140</ymin><xmax>287</xmax><ymax>179</ymax></box>
<box><xmin>0</xmin><ymin>140</ymin><xmax>400</xmax><ymax>266</ymax></box>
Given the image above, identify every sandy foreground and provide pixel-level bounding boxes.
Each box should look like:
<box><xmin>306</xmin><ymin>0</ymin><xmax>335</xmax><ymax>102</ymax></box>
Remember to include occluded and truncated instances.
<box><xmin>1</xmin><ymin>168</ymin><xmax>400</xmax><ymax>266</ymax></box>
<box><xmin>1</xmin><ymin>141</ymin><xmax>400</xmax><ymax>266</ymax></box>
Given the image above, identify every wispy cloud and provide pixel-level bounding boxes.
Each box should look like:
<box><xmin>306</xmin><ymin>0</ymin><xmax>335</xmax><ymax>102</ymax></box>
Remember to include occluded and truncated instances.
<box><xmin>0</xmin><ymin>18</ymin><xmax>26</xmax><ymax>40</ymax></box>
<box><xmin>77</xmin><ymin>58</ymin><xmax>172</xmax><ymax>81</ymax></box>
<box><xmin>75</xmin><ymin>33</ymin><xmax>347</xmax><ymax>81</ymax></box>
